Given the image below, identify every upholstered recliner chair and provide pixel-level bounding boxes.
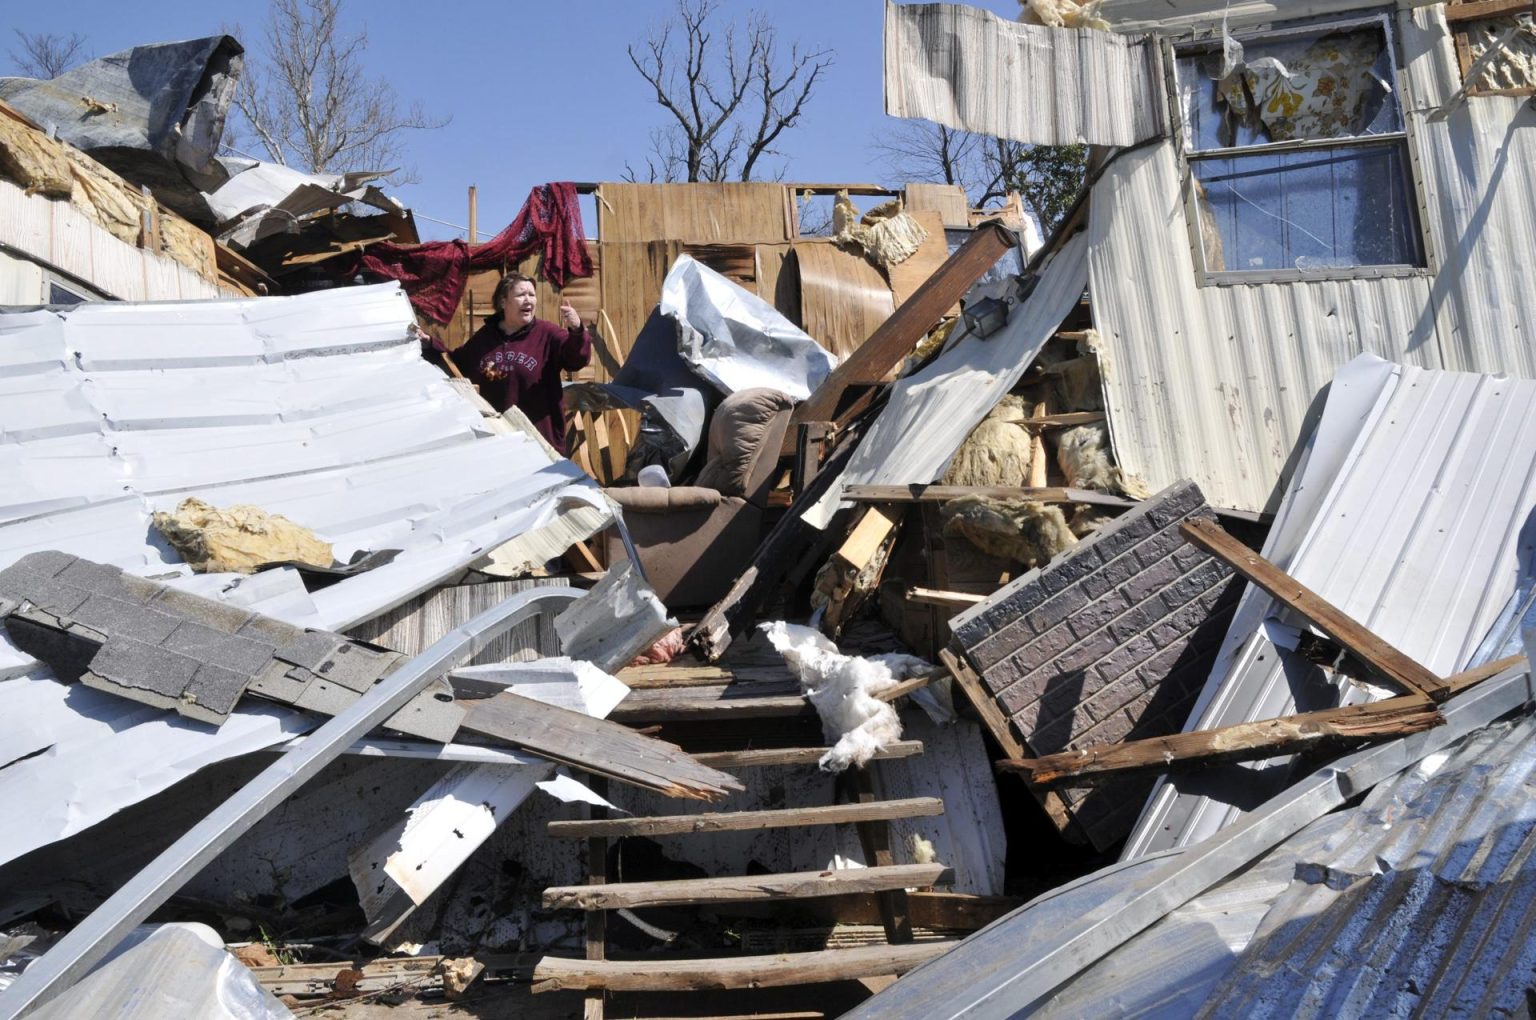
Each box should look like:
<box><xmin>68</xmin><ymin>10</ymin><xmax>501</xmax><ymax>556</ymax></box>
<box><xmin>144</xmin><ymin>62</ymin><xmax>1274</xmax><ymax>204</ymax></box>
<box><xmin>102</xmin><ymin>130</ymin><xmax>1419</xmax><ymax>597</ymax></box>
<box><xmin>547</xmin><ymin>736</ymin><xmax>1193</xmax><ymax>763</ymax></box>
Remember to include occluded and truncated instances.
<box><xmin>604</xmin><ymin>388</ymin><xmax>794</xmax><ymax>608</ymax></box>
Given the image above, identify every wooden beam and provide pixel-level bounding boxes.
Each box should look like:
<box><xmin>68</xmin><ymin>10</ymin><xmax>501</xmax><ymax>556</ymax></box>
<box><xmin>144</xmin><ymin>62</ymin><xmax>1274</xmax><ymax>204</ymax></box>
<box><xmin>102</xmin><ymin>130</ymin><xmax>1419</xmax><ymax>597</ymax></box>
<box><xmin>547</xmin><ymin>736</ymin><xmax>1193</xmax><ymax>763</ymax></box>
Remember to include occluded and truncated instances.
<box><xmin>873</xmin><ymin>669</ymin><xmax>939</xmax><ymax>703</ymax></box>
<box><xmin>791</xmin><ymin>223</ymin><xmax>1016</xmax><ymax>429</ymax></box>
<box><xmin>543</xmin><ymin>863</ymin><xmax>951</xmax><ymax>911</ymax></box>
<box><xmin>1000</xmin><ymin>698</ymin><xmax>1443</xmax><ymax>784</ymax></box>
<box><xmin>1179</xmin><ymin>519</ymin><xmax>1451</xmax><ymax>702</ymax></box>
<box><xmin>1445</xmin><ymin>0</ymin><xmax>1535</xmax><ymax>25</ymax></box>
<box><xmin>689</xmin><ymin>741</ymin><xmax>924</xmax><ymax>769</ymax></box>
<box><xmin>845</xmin><ymin>484</ymin><xmax>1134</xmax><ymax>508</ymax></box>
<box><xmin>841</xmin><ymin>766</ymin><xmax>913</xmax><ymax>944</ymax></box>
<box><xmin>549</xmin><ymin>797</ymin><xmax>944</xmax><ymax>839</ymax></box>
<box><xmin>999</xmin><ymin>653</ymin><xmax>1522</xmax><ymax>785</ymax></box>
<box><xmin>531</xmin><ymin>942</ymin><xmax>952</xmax><ymax>993</ymax></box>
<box><xmin>462</xmin><ymin>692</ymin><xmax>745</xmax><ymax>800</ymax></box>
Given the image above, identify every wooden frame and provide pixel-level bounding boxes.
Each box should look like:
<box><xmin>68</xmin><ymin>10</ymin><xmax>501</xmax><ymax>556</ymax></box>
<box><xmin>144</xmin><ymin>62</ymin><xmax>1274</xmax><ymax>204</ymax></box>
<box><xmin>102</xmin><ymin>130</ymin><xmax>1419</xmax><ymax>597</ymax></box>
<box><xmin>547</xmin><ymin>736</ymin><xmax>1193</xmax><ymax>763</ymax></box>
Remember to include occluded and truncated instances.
<box><xmin>1448</xmin><ymin>0</ymin><xmax>1536</xmax><ymax>97</ymax></box>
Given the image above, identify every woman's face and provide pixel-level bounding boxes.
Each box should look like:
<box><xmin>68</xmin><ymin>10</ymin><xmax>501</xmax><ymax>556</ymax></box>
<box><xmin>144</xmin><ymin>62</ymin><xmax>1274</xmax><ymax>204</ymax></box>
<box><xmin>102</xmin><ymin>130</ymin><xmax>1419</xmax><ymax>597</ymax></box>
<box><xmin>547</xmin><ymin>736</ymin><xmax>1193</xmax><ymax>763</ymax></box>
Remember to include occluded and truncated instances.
<box><xmin>504</xmin><ymin>281</ymin><xmax>537</xmax><ymax>327</ymax></box>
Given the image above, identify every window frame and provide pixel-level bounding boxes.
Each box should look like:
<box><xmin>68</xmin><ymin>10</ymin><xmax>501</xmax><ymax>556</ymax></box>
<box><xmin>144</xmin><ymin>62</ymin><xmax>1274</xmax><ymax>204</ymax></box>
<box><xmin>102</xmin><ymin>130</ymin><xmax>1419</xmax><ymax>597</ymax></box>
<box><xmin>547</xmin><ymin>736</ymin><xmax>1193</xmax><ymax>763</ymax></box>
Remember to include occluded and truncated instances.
<box><xmin>1165</xmin><ymin>12</ymin><xmax>1435</xmax><ymax>286</ymax></box>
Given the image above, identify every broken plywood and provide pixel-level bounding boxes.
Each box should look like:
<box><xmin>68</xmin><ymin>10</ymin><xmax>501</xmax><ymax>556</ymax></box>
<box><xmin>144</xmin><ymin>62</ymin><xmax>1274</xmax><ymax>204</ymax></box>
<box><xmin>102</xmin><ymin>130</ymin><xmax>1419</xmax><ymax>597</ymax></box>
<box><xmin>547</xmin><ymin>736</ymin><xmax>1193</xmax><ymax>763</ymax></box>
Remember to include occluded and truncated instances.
<box><xmin>596</xmin><ymin>182</ymin><xmax>793</xmax><ymax>244</ymax></box>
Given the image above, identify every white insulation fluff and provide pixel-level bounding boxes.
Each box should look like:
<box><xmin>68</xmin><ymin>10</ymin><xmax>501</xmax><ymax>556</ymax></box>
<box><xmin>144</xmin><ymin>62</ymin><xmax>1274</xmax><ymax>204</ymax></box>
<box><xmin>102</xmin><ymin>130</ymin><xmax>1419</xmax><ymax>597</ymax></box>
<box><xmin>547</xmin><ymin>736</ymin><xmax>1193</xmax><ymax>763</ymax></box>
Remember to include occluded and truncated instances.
<box><xmin>761</xmin><ymin>622</ymin><xmax>932</xmax><ymax>772</ymax></box>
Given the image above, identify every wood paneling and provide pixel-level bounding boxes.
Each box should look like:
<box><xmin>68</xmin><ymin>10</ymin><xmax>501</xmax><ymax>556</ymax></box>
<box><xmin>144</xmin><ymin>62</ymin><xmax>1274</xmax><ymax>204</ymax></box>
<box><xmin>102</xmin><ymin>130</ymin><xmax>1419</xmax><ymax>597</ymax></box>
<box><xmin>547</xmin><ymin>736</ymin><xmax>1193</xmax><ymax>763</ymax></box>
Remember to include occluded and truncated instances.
<box><xmin>905</xmin><ymin>183</ymin><xmax>971</xmax><ymax>228</ymax></box>
<box><xmin>597</xmin><ymin>182</ymin><xmax>793</xmax><ymax>244</ymax></box>
<box><xmin>794</xmin><ymin>240</ymin><xmax>896</xmax><ymax>361</ymax></box>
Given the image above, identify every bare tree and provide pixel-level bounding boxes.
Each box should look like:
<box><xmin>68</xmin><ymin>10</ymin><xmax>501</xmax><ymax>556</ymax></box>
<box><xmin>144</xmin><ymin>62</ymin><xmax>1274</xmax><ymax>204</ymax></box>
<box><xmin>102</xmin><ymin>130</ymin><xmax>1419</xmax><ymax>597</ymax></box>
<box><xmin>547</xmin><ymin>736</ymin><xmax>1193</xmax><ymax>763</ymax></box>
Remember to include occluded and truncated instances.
<box><xmin>9</xmin><ymin>30</ymin><xmax>89</xmax><ymax>79</ymax></box>
<box><xmin>873</xmin><ymin>121</ymin><xmax>1088</xmax><ymax>233</ymax></box>
<box><xmin>625</xmin><ymin>0</ymin><xmax>831</xmax><ymax>183</ymax></box>
<box><xmin>230</xmin><ymin>0</ymin><xmax>447</xmax><ymax>183</ymax></box>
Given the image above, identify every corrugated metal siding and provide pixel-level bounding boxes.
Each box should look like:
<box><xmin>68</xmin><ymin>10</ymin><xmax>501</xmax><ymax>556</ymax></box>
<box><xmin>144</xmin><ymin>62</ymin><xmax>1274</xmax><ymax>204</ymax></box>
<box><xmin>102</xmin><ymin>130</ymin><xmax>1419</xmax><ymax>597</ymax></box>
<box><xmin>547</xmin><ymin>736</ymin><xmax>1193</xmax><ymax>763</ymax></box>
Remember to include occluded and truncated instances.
<box><xmin>1401</xmin><ymin>6</ymin><xmax>1536</xmax><ymax>379</ymax></box>
<box><xmin>1089</xmin><ymin>140</ymin><xmax>1441</xmax><ymax>512</ymax></box>
<box><xmin>1036</xmin><ymin>711</ymin><xmax>1536</xmax><ymax>1017</ymax></box>
<box><xmin>883</xmin><ymin>1</ymin><xmax>1162</xmax><ymax>147</ymax></box>
<box><xmin>1126</xmin><ymin>355</ymin><xmax>1536</xmax><ymax>857</ymax></box>
<box><xmin>1090</xmin><ymin>7</ymin><xmax>1536</xmax><ymax>514</ymax></box>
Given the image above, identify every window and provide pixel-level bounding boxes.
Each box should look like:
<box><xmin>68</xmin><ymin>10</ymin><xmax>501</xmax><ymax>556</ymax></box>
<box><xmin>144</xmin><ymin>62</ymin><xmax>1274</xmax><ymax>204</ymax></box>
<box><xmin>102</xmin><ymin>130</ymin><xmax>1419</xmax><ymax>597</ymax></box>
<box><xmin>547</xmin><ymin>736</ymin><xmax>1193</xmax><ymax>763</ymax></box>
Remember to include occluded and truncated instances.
<box><xmin>1173</xmin><ymin>18</ymin><xmax>1425</xmax><ymax>279</ymax></box>
<box><xmin>1448</xmin><ymin>1</ymin><xmax>1536</xmax><ymax>97</ymax></box>
<box><xmin>47</xmin><ymin>281</ymin><xmax>91</xmax><ymax>306</ymax></box>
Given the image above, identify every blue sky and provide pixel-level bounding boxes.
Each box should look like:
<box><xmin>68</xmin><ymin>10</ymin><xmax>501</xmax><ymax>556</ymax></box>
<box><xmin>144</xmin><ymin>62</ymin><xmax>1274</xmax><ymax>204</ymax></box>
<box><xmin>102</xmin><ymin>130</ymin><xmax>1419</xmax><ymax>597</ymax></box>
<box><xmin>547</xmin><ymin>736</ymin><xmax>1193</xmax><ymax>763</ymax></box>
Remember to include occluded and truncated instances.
<box><xmin>4</xmin><ymin>1</ymin><xmax>1019</xmax><ymax>240</ymax></box>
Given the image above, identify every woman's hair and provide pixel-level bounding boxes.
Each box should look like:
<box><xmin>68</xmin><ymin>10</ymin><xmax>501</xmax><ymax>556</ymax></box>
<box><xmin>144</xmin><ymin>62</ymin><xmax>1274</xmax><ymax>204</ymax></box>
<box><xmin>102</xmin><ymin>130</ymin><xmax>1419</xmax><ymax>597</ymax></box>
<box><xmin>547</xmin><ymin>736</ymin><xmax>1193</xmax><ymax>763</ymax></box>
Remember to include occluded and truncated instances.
<box><xmin>492</xmin><ymin>273</ymin><xmax>537</xmax><ymax>313</ymax></box>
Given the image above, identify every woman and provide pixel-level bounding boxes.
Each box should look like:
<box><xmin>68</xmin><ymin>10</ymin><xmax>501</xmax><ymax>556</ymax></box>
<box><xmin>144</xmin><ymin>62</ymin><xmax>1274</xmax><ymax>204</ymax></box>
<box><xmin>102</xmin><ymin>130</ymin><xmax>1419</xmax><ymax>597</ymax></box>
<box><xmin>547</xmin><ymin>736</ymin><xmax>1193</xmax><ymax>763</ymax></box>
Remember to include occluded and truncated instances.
<box><xmin>449</xmin><ymin>273</ymin><xmax>591</xmax><ymax>454</ymax></box>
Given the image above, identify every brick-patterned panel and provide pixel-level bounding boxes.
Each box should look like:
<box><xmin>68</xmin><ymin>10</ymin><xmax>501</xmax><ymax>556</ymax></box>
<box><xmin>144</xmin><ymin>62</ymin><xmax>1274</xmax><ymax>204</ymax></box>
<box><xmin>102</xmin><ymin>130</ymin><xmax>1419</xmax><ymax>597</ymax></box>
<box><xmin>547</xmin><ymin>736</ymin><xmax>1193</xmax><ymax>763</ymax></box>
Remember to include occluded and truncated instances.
<box><xmin>949</xmin><ymin>481</ymin><xmax>1244</xmax><ymax>851</ymax></box>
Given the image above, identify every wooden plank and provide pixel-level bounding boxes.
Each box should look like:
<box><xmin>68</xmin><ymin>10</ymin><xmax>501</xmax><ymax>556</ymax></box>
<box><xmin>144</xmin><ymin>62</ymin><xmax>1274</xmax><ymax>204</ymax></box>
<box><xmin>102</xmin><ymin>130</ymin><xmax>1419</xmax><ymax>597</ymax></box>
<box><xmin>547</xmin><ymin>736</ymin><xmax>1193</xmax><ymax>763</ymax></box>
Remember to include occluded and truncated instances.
<box><xmin>1028</xmin><ymin>398</ymin><xmax>1050</xmax><ymax>488</ymax></box>
<box><xmin>462</xmin><ymin>692</ymin><xmax>745</xmax><ymax>800</ymax></box>
<box><xmin>794</xmin><ymin>240</ymin><xmax>896</xmax><ymax>361</ymax></box>
<box><xmin>543</xmin><ymin>863</ymin><xmax>951</xmax><ymax>911</ymax></box>
<box><xmin>609</xmin><ymin>684</ymin><xmax>812</xmax><ymax>722</ymax></box>
<box><xmin>532</xmin><ymin>941</ymin><xmax>951</xmax><ymax>993</ymax></box>
<box><xmin>1179</xmin><ymin>519</ymin><xmax>1451</xmax><ymax>702</ymax></box>
<box><xmin>689</xmin><ymin>741</ymin><xmax>923</xmax><ymax>769</ymax></box>
<box><xmin>547</xmin><ymin>797</ymin><xmax>944</xmax><ymax>839</ymax></box>
<box><xmin>584</xmin><ymin>776</ymin><xmax>608</xmax><ymax>1020</ymax></box>
<box><xmin>845</xmin><ymin>484</ymin><xmax>1134</xmax><ymax>508</ymax></box>
<box><xmin>1445</xmin><ymin>0</ymin><xmax>1535</xmax><ymax>25</ymax></box>
<box><xmin>1000</xmin><ymin>652</ymin><xmax>1523</xmax><ymax>785</ymax></box>
<box><xmin>790</xmin><ymin>222</ymin><xmax>1015</xmax><ymax>431</ymax></box>
<box><xmin>836</xmin><ymin>506</ymin><xmax>900</xmax><ymax>569</ymax></box>
<box><xmin>1001</xmin><ymin>698</ymin><xmax>1444</xmax><ymax>784</ymax></box>
<box><xmin>907</xmin><ymin>588</ymin><xmax>986</xmax><ymax>610</ymax></box>
<box><xmin>841</xmin><ymin>766</ymin><xmax>913</xmax><ymax>944</ymax></box>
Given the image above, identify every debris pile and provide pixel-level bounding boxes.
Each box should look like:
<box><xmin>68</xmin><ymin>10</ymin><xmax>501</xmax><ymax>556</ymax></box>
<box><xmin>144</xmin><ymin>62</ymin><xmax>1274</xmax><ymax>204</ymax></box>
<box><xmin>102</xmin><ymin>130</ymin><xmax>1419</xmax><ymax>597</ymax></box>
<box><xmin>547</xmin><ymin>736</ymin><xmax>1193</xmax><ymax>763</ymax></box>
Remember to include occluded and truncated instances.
<box><xmin>3</xmin><ymin>2</ymin><xmax>1536</xmax><ymax>1018</ymax></box>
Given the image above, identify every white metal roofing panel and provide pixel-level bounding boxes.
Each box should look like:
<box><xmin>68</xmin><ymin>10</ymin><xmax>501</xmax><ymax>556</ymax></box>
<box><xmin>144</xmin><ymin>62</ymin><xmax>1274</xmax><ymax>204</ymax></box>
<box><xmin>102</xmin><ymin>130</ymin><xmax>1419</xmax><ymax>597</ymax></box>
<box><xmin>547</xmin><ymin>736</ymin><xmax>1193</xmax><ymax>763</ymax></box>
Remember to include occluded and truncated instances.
<box><xmin>803</xmin><ymin>230</ymin><xmax>1090</xmax><ymax>528</ymax></box>
<box><xmin>883</xmin><ymin>1</ymin><xmax>1162</xmax><ymax>147</ymax></box>
<box><xmin>0</xmin><ymin>284</ymin><xmax>612</xmax><ymax>867</ymax></box>
<box><xmin>1125</xmin><ymin>354</ymin><xmax>1536</xmax><ymax>857</ymax></box>
<box><xmin>1099</xmin><ymin>0</ymin><xmax>1395</xmax><ymax>33</ymax></box>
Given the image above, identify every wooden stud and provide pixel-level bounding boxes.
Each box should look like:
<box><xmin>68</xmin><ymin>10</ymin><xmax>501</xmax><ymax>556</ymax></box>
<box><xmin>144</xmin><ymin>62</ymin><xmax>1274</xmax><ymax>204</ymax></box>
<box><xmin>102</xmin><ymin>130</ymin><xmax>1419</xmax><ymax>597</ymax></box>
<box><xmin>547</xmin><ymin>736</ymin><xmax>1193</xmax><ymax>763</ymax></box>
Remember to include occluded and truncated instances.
<box><xmin>543</xmin><ymin>863</ymin><xmax>951</xmax><ymax>911</ymax></box>
<box><xmin>1179</xmin><ymin>519</ymin><xmax>1450</xmax><ymax>702</ymax></box>
<box><xmin>906</xmin><ymin>587</ymin><xmax>986</xmax><ymax>611</ymax></box>
<box><xmin>547</xmin><ymin>797</ymin><xmax>944</xmax><ymax>839</ymax></box>
<box><xmin>845</xmin><ymin>484</ymin><xmax>1133</xmax><ymax>508</ymax></box>
<box><xmin>840</xmin><ymin>766</ymin><xmax>914</xmax><ymax>944</ymax></box>
<box><xmin>689</xmin><ymin>741</ymin><xmax>924</xmax><ymax>769</ymax></box>
<box><xmin>584</xmin><ymin>775</ymin><xmax>607</xmax><ymax>1020</ymax></box>
<box><xmin>532</xmin><ymin>942</ymin><xmax>951</xmax><ymax>993</ymax></box>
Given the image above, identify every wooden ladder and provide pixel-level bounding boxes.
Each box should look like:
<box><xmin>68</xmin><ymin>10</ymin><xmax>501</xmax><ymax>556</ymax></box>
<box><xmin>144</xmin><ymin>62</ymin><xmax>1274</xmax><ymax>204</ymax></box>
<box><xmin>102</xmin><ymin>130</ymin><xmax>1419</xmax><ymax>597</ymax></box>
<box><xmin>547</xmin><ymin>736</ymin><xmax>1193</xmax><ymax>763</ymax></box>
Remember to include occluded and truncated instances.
<box><xmin>534</xmin><ymin>742</ymin><xmax>954</xmax><ymax>1018</ymax></box>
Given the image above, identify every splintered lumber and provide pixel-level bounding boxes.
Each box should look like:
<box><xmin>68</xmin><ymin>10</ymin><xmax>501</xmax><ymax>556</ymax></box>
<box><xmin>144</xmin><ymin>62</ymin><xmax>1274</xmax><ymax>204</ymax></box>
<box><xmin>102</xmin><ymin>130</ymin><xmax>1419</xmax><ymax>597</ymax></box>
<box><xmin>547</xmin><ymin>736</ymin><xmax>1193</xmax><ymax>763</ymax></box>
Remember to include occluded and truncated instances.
<box><xmin>547</xmin><ymin>797</ymin><xmax>944</xmax><ymax>839</ymax></box>
<box><xmin>689</xmin><ymin>740</ymin><xmax>923</xmax><ymax>769</ymax></box>
<box><xmin>845</xmin><ymin>484</ymin><xmax>1134</xmax><ymax>508</ymax></box>
<box><xmin>531</xmin><ymin>942</ymin><xmax>952</xmax><ymax>993</ymax></box>
<box><xmin>1001</xmin><ymin>654</ymin><xmax>1526</xmax><ymax>785</ymax></box>
<box><xmin>837</xmin><ymin>506</ymin><xmax>900</xmax><ymax>569</ymax></box>
<box><xmin>543</xmin><ymin>863</ymin><xmax>952</xmax><ymax>911</ymax></box>
<box><xmin>1002</xmin><ymin>699</ymin><xmax>1443</xmax><ymax>784</ymax></box>
<box><xmin>791</xmin><ymin>222</ymin><xmax>1016</xmax><ymax>432</ymax></box>
<box><xmin>907</xmin><ymin>587</ymin><xmax>986</xmax><ymax>610</ymax></box>
<box><xmin>1016</xmin><ymin>411</ymin><xmax>1106</xmax><ymax>431</ymax></box>
<box><xmin>461</xmin><ymin>692</ymin><xmax>744</xmax><ymax>801</ymax></box>
<box><xmin>1179</xmin><ymin>519</ymin><xmax>1451</xmax><ymax>702</ymax></box>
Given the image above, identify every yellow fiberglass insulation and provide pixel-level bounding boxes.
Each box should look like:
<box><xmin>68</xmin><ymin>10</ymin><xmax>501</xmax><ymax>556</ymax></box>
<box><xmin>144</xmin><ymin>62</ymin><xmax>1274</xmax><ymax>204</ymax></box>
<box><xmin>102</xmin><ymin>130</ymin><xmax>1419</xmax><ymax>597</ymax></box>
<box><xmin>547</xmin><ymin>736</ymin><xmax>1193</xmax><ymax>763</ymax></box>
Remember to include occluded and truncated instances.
<box><xmin>1019</xmin><ymin>0</ymin><xmax>1111</xmax><ymax>30</ymax></box>
<box><xmin>942</xmin><ymin>394</ymin><xmax>1035</xmax><ymax>487</ymax></box>
<box><xmin>152</xmin><ymin>497</ymin><xmax>334</xmax><ymax>574</ymax></box>
<box><xmin>940</xmin><ymin>496</ymin><xmax>1077</xmax><ymax>568</ymax></box>
<box><xmin>1055</xmin><ymin>423</ymin><xmax>1121</xmax><ymax>491</ymax></box>
<box><xmin>832</xmin><ymin>192</ymin><xmax>929</xmax><ymax>268</ymax></box>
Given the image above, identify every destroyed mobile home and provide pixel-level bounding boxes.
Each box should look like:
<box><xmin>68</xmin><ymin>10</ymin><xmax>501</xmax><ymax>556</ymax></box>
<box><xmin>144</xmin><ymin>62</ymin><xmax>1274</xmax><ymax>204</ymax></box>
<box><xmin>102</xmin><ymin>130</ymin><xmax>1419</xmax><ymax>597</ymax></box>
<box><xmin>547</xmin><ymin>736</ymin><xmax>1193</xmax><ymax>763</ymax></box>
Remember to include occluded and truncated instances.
<box><xmin>0</xmin><ymin>0</ymin><xmax>1534</xmax><ymax>1015</ymax></box>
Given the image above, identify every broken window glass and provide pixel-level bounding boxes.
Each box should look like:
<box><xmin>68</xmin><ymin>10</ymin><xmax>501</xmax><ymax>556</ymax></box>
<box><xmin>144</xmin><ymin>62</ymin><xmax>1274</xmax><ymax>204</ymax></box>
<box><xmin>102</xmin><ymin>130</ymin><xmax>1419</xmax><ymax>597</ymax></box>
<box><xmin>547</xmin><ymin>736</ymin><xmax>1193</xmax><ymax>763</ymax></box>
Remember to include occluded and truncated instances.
<box><xmin>1175</xmin><ymin>18</ymin><xmax>1424</xmax><ymax>276</ymax></box>
<box><xmin>1192</xmin><ymin>144</ymin><xmax>1419</xmax><ymax>272</ymax></box>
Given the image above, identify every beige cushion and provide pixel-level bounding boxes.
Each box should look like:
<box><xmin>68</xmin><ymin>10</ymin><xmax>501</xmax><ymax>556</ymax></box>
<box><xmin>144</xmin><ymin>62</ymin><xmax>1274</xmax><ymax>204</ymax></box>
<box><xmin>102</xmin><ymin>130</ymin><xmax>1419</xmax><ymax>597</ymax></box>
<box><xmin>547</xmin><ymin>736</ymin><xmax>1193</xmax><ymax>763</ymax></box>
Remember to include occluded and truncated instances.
<box><xmin>694</xmin><ymin>388</ymin><xmax>795</xmax><ymax>497</ymax></box>
<box><xmin>608</xmin><ymin>486</ymin><xmax>722</xmax><ymax>512</ymax></box>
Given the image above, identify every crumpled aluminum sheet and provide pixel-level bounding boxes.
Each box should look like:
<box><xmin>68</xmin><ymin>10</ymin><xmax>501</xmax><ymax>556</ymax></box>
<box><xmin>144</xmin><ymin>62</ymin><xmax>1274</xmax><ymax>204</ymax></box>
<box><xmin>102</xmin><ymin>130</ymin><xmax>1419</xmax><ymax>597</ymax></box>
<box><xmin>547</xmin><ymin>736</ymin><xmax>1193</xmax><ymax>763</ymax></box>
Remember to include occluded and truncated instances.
<box><xmin>660</xmin><ymin>254</ymin><xmax>837</xmax><ymax>401</ymax></box>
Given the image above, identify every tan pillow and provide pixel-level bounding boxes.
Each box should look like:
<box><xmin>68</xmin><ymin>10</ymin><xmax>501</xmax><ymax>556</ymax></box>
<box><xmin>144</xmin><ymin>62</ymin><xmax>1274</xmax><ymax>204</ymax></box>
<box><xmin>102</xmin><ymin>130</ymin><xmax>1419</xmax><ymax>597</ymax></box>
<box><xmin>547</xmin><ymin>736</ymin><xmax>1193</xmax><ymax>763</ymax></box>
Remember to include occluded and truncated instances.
<box><xmin>695</xmin><ymin>388</ymin><xmax>794</xmax><ymax>497</ymax></box>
